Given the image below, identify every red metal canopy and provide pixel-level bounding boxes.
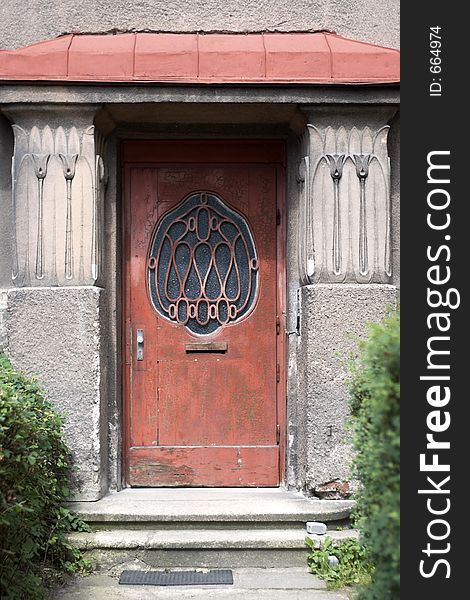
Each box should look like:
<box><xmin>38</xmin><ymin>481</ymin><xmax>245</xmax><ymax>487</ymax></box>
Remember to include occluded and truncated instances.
<box><xmin>0</xmin><ymin>32</ymin><xmax>399</xmax><ymax>85</ymax></box>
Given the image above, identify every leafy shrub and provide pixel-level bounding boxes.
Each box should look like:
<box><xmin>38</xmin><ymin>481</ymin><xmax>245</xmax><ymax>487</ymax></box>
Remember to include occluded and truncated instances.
<box><xmin>0</xmin><ymin>354</ymin><xmax>90</xmax><ymax>599</ymax></box>
<box><xmin>349</xmin><ymin>309</ymin><xmax>400</xmax><ymax>599</ymax></box>
<box><xmin>306</xmin><ymin>536</ymin><xmax>374</xmax><ymax>589</ymax></box>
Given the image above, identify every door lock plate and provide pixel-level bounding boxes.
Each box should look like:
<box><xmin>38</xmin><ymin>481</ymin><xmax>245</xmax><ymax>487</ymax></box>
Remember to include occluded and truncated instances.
<box><xmin>136</xmin><ymin>329</ymin><xmax>144</xmax><ymax>361</ymax></box>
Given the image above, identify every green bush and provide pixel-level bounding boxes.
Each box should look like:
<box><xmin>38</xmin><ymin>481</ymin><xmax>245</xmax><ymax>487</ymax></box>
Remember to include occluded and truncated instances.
<box><xmin>349</xmin><ymin>309</ymin><xmax>400</xmax><ymax>600</ymax></box>
<box><xmin>0</xmin><ymin>354</ymin><xmax>90</xmax><ymax>600</ymax></box>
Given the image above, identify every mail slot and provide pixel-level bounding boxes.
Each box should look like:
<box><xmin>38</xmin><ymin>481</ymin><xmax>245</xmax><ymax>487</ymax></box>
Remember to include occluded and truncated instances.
<box><xmin>185</xmin><ymin>341</ymin><xmax>228</xmax><ymax>353</ymax></box>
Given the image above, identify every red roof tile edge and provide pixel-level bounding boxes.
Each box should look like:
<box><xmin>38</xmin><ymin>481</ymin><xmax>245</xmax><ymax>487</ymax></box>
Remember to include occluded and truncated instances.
<box><xmin>0</xmin><ymin>32</ymin><xmax>400</xmax><ymax>85</ymax></box>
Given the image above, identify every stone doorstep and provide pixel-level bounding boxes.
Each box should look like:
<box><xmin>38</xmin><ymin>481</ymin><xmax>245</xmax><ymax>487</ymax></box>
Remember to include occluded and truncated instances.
<box><xmin>66</xmin><ymin>488</ymin><xmax>358</xmax><ymax>569</ymax></box>
<box><xmin>67</xmin><ymin>487</ymin><xmax>356</xmax><ymax>523</ymax></box>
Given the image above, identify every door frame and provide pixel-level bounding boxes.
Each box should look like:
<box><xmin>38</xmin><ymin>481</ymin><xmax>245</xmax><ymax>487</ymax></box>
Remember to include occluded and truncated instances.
<box><xmin>121</xmin><ymin>140</ymin><xmax>287</xmax><ymax>487</ymax></box>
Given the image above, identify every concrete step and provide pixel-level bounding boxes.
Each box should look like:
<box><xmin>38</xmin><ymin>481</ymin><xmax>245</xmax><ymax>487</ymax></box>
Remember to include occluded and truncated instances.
<box><xmin>69</xmin><ymin>528</ymin><xmax>359</xmax><ymax>569</ymax></box>
<box><xmin>67</xmin><ymin>488</ymin><xmax>357</xmax><ymax>569</ymax></box>
<box><xmin>69</xmin><ymin>527</ymin><xmax>359</xmax><ymax>550</ymax></box>
<box><xmin>68</xmin><ymin>488</ymin><xmax>355</xmax><ymax>527</ymax></box>
<box><xmin>53</xmin><ymin>567</ymin><xmax>354</xmax><ymax>600</ymax></box>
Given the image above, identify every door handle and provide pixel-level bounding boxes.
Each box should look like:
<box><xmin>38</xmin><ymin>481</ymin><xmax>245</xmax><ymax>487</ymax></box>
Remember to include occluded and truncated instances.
<box><xmin>136</xmin><ymin>329</ymin><xmax>144</xmax><ymax>361</ymax></box>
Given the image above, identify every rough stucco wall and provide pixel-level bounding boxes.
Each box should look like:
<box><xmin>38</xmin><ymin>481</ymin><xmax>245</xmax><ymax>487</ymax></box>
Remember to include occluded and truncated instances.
<box><xmin>0</xmin><ymin>0</ymin><xmax>399</xmax><ymax>50</ymax></box>
<box><xmin>297</xmin><ymin>284</ymin><xmax>398</xmax><ymax>494</ymax></box>
<box><xmin>5</xmin><ymin>286</ymin><xmax>107</xmax><ymax>500</ymax></box>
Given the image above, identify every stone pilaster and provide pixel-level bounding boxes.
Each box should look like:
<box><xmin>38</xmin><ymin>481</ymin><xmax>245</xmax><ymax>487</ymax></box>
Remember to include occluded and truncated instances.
<box><xmin>298</xmin><ymin>108</ymin><xmax>395</xmax><ymax>285</ymax></box>
<box><xmin>3</xmin><ymin>106</ymin><xmax>106</xmax><ymax>287</ymax></box>
<box><xmin>290</xmin><ymin>107</ymin><xmax>398</xmax><ymax>495</ymax></box>
<box><xmin>1</xmin><ymin>105</ymin><xmax>109</xmax><ymax>500</ymax></box>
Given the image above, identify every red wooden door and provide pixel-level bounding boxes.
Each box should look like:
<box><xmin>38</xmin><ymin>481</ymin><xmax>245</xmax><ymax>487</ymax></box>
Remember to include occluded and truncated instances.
<box><xmin>123</xmin><ymin>141</ymin><xmax>285</xmax><ymax>487</ymax></box>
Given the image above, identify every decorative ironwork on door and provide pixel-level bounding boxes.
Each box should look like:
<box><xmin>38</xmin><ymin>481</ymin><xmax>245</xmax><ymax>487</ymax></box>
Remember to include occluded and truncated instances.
<box><xmin>148</xmin><ymin>192</ymin><xmax>259</xmax><ymax>335</ymax></box>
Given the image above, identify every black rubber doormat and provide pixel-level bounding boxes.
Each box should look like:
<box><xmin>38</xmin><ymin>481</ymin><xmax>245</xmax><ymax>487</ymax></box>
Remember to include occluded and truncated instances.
<box><xmin>119</xmin><ymin>569</ymin><xmax>234</xmax><ymax>586</ymax></box>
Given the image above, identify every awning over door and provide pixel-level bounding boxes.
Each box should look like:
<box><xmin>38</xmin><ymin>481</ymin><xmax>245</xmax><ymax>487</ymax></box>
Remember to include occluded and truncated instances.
<box><xmin>0</xmin><ymin>32</ymin><xmax>399</xmax><ymax>84</ymax></box>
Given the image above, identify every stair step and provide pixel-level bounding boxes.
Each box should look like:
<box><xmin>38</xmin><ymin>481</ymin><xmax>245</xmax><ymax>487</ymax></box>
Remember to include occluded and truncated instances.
<box><xmin>68</xmin><ymin>528</ymin><xmax>359</xmax><ymax>550</ymax></box>
<box><xmin>87</xmin><ymin>521</ymin><xmax>329</xmax><ymax>531</ymax></box>
<box><xmin>67</xmin><ymin>488</ymin><xmax>355</xmax><ymax>524</ymax></box>
<box><xmin>67</xmin><ymin>489</ymin><xmax>357</xmax><ymax>568</ymax></box>
<box><xmin>68</xmin><ymin>529</ymin><xmax>359</xmax><ymax>568</ymax></box>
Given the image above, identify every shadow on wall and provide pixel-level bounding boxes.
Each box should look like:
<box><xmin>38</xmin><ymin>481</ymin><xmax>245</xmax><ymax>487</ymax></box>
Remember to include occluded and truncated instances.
<box><xmin>0</xmin><ymin>114</ymin><xmax>13</xmax><ymax>295</ymax></box>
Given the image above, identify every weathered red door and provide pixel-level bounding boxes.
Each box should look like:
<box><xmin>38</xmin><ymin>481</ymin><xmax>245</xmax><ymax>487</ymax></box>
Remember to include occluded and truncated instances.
<box><xmin>123</xmin><ymin>141</ymin><xmax>285</xmax><ymax>486</ymax></box>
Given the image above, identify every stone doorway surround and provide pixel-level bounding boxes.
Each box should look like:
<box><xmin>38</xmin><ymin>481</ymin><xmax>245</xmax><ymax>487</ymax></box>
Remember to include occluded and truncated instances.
<box><xmin>0</xmin><ymin>33</ymin><xmax>399</xmax><ymax>501</ymax></box>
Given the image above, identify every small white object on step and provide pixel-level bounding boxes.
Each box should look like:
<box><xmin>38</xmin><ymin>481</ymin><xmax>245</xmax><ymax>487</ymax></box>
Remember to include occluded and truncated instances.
<box><xmin>306</xmin><ymin>521</ymin><xmax>327</xmax><ymax>535</ymax></box>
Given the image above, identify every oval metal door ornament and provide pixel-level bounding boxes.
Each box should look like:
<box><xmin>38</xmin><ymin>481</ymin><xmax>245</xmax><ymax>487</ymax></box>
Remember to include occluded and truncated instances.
<box><xmin>148</xmin><ymin>192</ymin><xmax>259</xmax><ymax>335</ymax></box>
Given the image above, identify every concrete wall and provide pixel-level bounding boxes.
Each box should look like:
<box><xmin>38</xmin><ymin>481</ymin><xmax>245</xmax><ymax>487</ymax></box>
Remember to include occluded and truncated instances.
<box><xmin>293</xmin><ymin>284</ymin><xmax>397</xmax><ymax>494</ymax></box>
<box><xmin>0</xmin><ymin>0</ymin><xmax>399</xmax><ymax>50</ymax></box>
<box><xmin>5</xmin><ymin>287</ymin><xmax>107</xmax><ymax>500</ymax></box>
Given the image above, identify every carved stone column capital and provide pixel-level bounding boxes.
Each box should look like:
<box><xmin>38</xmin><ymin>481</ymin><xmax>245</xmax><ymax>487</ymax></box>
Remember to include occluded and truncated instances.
<box><xmin>3</xmin><ymin>105</ymin><xmax>107</xmax><ymax>287</ymax></box>
<box><xmin>298</xmin><ymin>107</ymin><xmax>397</xmax><ymax>284</ymax></box>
